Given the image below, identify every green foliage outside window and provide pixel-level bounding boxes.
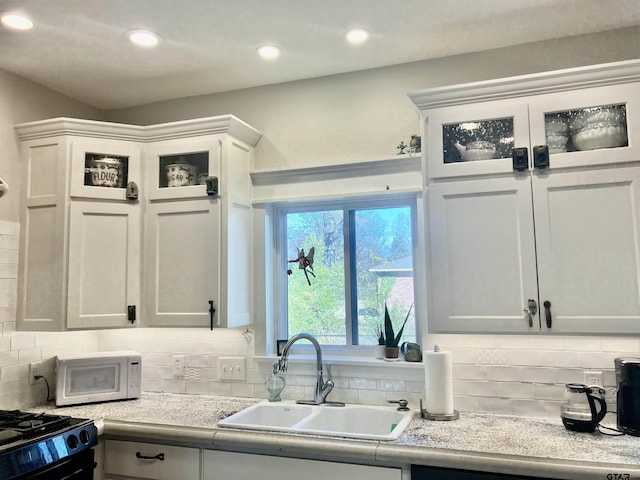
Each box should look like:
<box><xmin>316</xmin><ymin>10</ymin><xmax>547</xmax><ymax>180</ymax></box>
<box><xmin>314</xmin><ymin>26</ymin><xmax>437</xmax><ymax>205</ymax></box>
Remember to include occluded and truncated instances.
<box><xmin>285</xmin><ymin>205</ymin><xmax>415</xmax><ymax>346</ymax></box>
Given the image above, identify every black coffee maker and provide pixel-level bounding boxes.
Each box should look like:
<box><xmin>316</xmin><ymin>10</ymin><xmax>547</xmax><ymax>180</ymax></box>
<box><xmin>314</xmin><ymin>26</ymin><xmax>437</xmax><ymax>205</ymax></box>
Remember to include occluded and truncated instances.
<box><xmin>615</xmin><ymin>357</ymin><xmax>640</xmax><ymax>436</ymax></box>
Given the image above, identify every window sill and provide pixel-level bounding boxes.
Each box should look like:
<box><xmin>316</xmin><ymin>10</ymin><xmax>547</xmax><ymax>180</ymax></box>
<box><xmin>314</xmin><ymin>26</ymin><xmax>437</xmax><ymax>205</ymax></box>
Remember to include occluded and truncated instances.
<box><xmin>254</xmin><ymin>355</ymin><xmax>425</xmax><ymax>369</ymax></box>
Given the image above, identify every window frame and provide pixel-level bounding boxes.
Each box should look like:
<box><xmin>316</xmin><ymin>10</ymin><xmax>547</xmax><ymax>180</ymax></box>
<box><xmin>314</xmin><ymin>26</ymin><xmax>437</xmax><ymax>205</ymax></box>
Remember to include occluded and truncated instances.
<box><xmin>273</xmin><ymin>194</ymin><xmax>420</xmax><ymax>356</ymax></box>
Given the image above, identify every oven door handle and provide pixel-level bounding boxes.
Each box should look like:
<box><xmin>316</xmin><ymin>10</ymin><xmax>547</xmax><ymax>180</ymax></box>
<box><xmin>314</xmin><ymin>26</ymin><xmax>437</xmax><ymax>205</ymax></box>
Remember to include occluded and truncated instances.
<box><xmin>136</xmin><ymin>451</ymin><xmax>165</xmax><ymax>461</ymax></box>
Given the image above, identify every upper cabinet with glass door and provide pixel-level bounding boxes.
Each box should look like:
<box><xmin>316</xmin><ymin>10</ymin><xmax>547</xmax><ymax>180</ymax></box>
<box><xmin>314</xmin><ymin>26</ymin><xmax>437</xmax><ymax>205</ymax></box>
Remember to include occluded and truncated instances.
<box><xmin>70</xmin><ymin>136</ymin><xmax>142</xmax><ymax>201</ymax></box>
<box><xmin>144</xmin><ymin>116</ymin><xmax>261</xmax><ymax>201</ymax></box>
<box><xmin>409</xmin><ymin>60</ymin><xmax>640</xmax><ymax>180</ymax></box>
<box><xmin>528</xmin><ymin>82</ymin><xmax>638</xmax><ymax>170</ymax></box>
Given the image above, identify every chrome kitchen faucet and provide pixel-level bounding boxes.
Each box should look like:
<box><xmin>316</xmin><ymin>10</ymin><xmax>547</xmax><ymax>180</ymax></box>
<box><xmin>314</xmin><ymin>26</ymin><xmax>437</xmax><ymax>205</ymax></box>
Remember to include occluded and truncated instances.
<box><xmin>277</xmin><ymin>333</ymin><xmax>345</xmax><ymax>406</ymax></box>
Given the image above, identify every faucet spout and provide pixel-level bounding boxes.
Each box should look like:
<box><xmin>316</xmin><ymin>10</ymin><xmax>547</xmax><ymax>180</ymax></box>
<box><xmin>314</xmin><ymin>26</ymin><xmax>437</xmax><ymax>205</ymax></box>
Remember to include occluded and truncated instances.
<box><xmin>278</xmin><ymin>333</ymin><xmax>344</xmax><ymax>406</ymax></box>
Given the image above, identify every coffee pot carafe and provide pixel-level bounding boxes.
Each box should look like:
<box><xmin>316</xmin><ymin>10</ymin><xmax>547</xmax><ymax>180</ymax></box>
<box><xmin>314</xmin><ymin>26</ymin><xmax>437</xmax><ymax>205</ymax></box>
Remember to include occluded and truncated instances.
<box><xmin>560</xmin><ymin>383</ymin><xmax>607</xmax><ymax>432</ymax></box>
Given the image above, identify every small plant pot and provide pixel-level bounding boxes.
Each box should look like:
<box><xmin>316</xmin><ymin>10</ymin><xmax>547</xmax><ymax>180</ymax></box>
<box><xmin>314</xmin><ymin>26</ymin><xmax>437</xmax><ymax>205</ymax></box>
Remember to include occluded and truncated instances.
<box><xmin>376</xmin><ymin>345</ymin><xmax>386</xmax><ymax>359</ymax></box>
<box><xmin>384</xmin><ymin>346</ymin><xmax>400</xmax><ymax>359</ymax></box>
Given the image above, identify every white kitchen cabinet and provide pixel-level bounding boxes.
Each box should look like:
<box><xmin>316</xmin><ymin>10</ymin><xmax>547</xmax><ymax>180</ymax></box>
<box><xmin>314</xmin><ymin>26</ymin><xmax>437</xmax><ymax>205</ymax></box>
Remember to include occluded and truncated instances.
<box><xmin>411</xmin><ymin>60</ymin><xmax>640</xmax><ymax>334</ymax></box>
<box><xmin>145</xmin><ymin>199</ymin><xmax>220</xmax><ymax>327</ymax></box>
<box><xmin>533</xmin><ymin>166</ymin><xmax>640</xmax><ymax>334</ymax></box>
<box><xmin>144</xmin><ymin>120</ymin><xmax>256</xmax><ymax>328</ymax></box>
<box><xmin>103</xmin><ymin>439</ymin><xmax>201</xmax><ymax>480</ymax></box>
<box><xmin>15</xmin><ymin>120</ymin><xmax>143</xmax><ymax>331</ymax></box>
<box><xmin>429</xmin><ymin>166</ymin><xmax>640</xmax><ymax>334</ymax></box>
<box><xmin>412</xmin><ymin>61</ymin><xmax>640</xmax><ymax>181</ymax></box>
<box><xmin>15</xmin><ymin>115</ymin><xmax>261</xmax><ymax>331</ymax></box>
<box><xmin>67</xmin><ymin>202</ymin><xmax>140</xmax><ymax>329</ymax></box>
<box><xmin>428</xmin><ymin>176</ymin><xmax>538</xmax><ymax>333</ymax></box>
<box><xmin>202</xmin><ymin>450</ymin><xmax>402</xmax><ymax>480</ymax></box>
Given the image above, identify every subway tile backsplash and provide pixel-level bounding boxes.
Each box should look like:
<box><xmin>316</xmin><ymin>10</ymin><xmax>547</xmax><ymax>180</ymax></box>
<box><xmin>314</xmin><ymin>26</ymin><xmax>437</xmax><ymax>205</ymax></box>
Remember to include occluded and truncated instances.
<box><xmin>1</xmin><ymin>220</ymin><xmax>639</xmax><ymax>416</ymax></box>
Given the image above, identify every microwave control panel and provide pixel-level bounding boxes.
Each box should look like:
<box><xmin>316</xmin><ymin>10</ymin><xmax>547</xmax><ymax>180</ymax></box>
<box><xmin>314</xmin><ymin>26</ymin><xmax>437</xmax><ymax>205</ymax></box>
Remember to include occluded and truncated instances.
<box><xmin>127</xmin><ymin>357</ymin><xmax>141</xmax><ymax>398</ymax></box>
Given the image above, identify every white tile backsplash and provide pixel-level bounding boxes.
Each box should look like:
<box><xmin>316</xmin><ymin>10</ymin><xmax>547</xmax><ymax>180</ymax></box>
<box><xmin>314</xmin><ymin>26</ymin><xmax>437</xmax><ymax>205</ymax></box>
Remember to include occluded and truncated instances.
<box><xmin>86</xmin><ymin>326</ymin><xmax>638</xmax><ymax>417</ymax></box>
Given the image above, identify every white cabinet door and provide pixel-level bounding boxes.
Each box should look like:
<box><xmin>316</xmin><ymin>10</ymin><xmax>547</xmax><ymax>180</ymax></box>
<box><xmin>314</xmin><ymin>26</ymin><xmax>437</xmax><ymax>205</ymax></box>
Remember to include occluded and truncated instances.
<box><xmin>67</xmin><ymin>202</ymin><xmax>140</xmax><ymax>329</ymax></box>
<box><xmin>103</xmin><ymin>440</ymin><xmax>201</xmax><ymax>480</ymax></box>
<box><xmin>429</xmin><ymin>166</ymin><xmax>640</xmax><ymax>334</ymax></box>
<box><xmin>533</xmin><ymin>166</ymin><xmax>640</xmax><ymax>334</ymax></box>
<box><xmin>145</xmin><ymin>137</ymin><xmax>221</xmax><ymax>201</ymax></box>
<box><xmin>69</xmin><ymin>137</ymin><xmax>142</xmax><ymax>201</ymax></box>
<box><xmin>145</xmin><ymin>199</ymin><xmax>220</xmax><ymax>327</ymax></box>
<box><xmin>425</xmin><ymin>100</ymin><xmax>531</xmax><ymax>180</ymax></box>
<box><xmin>417</xmin><ymin>62</ymin><xmax>640</xmax><ymax>182</ymax></box>
<box><xmin>528</xmin><ymin>82</ymin><xmax>640</xmax><ymax>170</ymax></box>
<box><xmin>203</xmin><ymin>450</ymin><xmax>401</xmax><ymax>480</ymax></box>
<box><xmin>428</xmin><ymin>177</ymin><xmax>538</xmax><ymax>333</ymax></box>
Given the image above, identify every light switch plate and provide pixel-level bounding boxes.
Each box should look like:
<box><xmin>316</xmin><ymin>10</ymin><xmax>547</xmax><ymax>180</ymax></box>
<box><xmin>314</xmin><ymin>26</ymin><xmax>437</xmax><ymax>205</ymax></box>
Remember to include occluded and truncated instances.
<box><xmin>219</xmin><ymin>357</ymin><xmax>246</xmax><ymax>381</ymax></box>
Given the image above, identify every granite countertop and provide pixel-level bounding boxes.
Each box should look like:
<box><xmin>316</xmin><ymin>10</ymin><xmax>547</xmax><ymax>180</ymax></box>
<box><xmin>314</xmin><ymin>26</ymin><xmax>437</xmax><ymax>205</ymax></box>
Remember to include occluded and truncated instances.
<box><xmin>34</xmin><ymin>393</ymin><xmax>640</xmax><ymax>480</ymax></box>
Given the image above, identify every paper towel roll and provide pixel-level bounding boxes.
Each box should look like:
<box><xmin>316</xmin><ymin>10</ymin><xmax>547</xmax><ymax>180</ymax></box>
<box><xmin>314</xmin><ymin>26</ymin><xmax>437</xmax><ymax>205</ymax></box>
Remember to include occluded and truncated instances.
<box><xmin>423</xmin><ymin>344</ymin><xmax>454</xmax><ymax>415</ymax></box>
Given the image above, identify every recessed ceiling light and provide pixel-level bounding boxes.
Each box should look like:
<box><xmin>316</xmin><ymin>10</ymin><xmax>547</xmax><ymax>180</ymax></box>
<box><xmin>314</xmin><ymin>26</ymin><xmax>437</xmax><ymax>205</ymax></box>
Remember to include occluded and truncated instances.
<box><xmin>127</xmin><ymin>29</ymin><xmax>161</xmax><ymax>47</ymax></box>
<box><xmin>257</xmin><ymin>45</ymin><xmax>280</xmax><ymax>60</ymax></box>
<box><xmin>346</xmin><ymin>28</ymin><xmax>369</xmax><ymax>45</ymax></box>
<box><xmin>1</xmin><ymin>13</ymin><xmax>34</xmax><ymax>30</ymax></box>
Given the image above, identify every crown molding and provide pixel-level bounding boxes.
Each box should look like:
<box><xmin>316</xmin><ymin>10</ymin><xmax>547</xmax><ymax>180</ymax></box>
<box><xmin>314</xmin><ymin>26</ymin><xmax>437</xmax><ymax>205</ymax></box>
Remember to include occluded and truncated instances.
<box><xmin>408</xmin><ymin>59</ymin><xmax>640</xmax><ymax>110</ymax></box>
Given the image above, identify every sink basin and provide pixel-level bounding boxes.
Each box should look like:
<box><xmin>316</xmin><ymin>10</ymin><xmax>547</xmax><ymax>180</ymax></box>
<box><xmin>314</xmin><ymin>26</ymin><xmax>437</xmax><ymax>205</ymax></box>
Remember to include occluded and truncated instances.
<box><xmin>218</xmin><ymin>403</ymin><xmax>313</xmax><ymax>429</ymax></box>
<box><xmin>218</xmin><ymin>401</ymin><xmax>414</xmax><ymax>441</ymax></box>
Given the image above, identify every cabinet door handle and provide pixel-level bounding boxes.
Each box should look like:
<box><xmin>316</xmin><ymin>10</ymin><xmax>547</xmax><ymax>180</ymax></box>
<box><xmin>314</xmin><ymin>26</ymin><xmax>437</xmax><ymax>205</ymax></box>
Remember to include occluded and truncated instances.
<box><xmin>209</xmin><ymin>300</ymin><xmax>216</xmax><ymax>330</ymax></box>
<box><xmin>127</xmin><ymin>305</ymin><xmax>136</xmax><ymax>324</ymax></box>
<box><xmin>533</xmin><ymin>145</ymin><xmax>550</xmax><ymax>169</ymax></box>
<box><xmin>523</xmin><ymin>299</ymin><xmax>537</xmax><ymax>328</ymax></box>
<box><xmin>512</xmin><ymin>147</ymin><xmax>529</xmax><ymax>172</ymax></box>
<box><xmin>543</xmin><ymin>300</ymin><xmax>552</xmax><ymax>328</ymax></box>
<box><xmin>136</xmin><ymin>451</ymin><xmax>165</xmax><ymax>461</ymax></box>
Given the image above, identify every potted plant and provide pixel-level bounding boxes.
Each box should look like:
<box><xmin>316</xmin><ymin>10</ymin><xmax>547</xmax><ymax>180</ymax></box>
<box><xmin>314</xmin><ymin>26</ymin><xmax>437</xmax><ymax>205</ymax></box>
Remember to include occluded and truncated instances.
<box><xmin>380</xmin><ymin>302</ymin><xmax>413</xmax><ymax>360</ymax></box>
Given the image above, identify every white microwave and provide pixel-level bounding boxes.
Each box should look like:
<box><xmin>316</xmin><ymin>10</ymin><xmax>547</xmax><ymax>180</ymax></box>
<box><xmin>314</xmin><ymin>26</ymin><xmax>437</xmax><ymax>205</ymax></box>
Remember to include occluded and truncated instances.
<box><xmin>55</xmin><ymin>351</ymin><xmax>141</xmax><ymax>406</ymax></box>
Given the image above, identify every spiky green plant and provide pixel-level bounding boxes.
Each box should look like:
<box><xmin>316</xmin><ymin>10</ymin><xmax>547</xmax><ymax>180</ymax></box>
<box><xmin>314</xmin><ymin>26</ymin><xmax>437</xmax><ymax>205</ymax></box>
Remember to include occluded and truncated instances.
<box><xmin>383</xmin><ymin>302</ymin><xmax>413</xmax><ymax>348</ymax></box>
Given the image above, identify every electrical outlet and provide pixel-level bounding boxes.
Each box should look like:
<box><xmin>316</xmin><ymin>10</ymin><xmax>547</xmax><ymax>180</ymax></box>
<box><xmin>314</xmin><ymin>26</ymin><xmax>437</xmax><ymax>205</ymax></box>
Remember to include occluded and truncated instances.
<box><xmin>29</xmin><ymin>362</ymin><xmax>43</xmax><ymax>385</ymax></box>
<box><xmin>584</xmin><ymin>370</ymin><xmax>603</xmax><ymax>386</ymax></box>
<box><xmin>173</xmin><ymin>355</ymin><xmax>185</xmax><ymax>377</ymax></box>
<box><xmin>219</xmin><ymin>357</ymin><xmax>246</xmax><ymax>381</ymax></box>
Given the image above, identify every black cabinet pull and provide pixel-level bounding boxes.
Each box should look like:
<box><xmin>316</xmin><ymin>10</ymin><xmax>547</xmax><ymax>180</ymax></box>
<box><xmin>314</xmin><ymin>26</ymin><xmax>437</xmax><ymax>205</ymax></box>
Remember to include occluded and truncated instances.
<box><xmin>209</xmin><ymin>300</ymin><xmax>216</xmax><ymax>330</ymax></box>
<box><xmin>533</xmin><ymin>145</ymin><xmax>550</xmax><ymax>169</ymax></box>
<box><xmin>512</xmin><ymin>147</ymin><xmax>529</xmax><ymax>172</ymax></box>
<box><xmin>127</xmin><ymin>305</ymin><xmax>136</xmax><ymax>324</ymax></box>
<box><xmin>543</xmin><ymin>300</ymin><xmax>552</xmax><ymax>328</ymax></box>
<box><xmin>136</xmin><ymin>451</ymin><xmax>165</xmax><ymax>461</ymax></box>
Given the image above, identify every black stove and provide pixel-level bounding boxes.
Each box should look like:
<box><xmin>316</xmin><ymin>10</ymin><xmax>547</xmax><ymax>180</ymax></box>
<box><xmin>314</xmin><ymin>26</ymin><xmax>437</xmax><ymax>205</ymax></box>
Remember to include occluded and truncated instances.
<box><xmin>0</xmin><ymin>410</ymin><xmax>97</xmax><ymax>479</ymax></box>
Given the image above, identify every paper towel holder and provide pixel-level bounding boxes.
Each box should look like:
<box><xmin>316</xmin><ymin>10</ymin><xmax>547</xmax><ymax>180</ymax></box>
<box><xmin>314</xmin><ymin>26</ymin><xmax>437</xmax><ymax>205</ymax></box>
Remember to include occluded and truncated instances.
<box><xmin>419</xmin><ymin>399</ymin><xmax>460</xmax><ymax>421</ymax></box>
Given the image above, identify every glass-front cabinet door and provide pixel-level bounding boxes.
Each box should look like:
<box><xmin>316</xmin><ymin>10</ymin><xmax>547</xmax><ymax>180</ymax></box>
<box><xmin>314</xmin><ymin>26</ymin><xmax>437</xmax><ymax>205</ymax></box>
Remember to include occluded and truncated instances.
<box><xmin>70</xmin><ymin>137</ymin><xmax>142</xmax><ymax>200</ymax></box>
<box><xmin>528</xmin><ymin>82</ymin><xmax>639</xmax><ymax>169</ymax></box>
<box><xmin>145</xmin><ymin>137</ymin><xmax>221</xmax><ymax>200</ymax></box>
<box><xmin>426</xmin><ymin>81</ymin><xmax>639</xmax><ymax>180</ymax></box>
<box><xmin>426</xmin><ymin>100</ymin><xmax>531</xmax><ymax>179</ymax></box>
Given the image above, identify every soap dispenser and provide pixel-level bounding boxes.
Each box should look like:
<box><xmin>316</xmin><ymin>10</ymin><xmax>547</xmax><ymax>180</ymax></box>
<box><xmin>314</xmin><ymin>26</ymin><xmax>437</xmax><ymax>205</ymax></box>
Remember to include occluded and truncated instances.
<box><xmin>265</xmin><ymin>362</ymin><xmax>286</xmax><ymax>402</ymax></box>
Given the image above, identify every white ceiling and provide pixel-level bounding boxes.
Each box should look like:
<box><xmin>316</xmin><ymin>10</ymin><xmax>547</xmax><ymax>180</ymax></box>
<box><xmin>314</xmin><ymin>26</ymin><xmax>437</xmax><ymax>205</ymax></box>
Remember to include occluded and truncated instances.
<box><xmin>1</xmin><ymin>0</ymin><xmax>639</xmax><ymax>110</ymax></box>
